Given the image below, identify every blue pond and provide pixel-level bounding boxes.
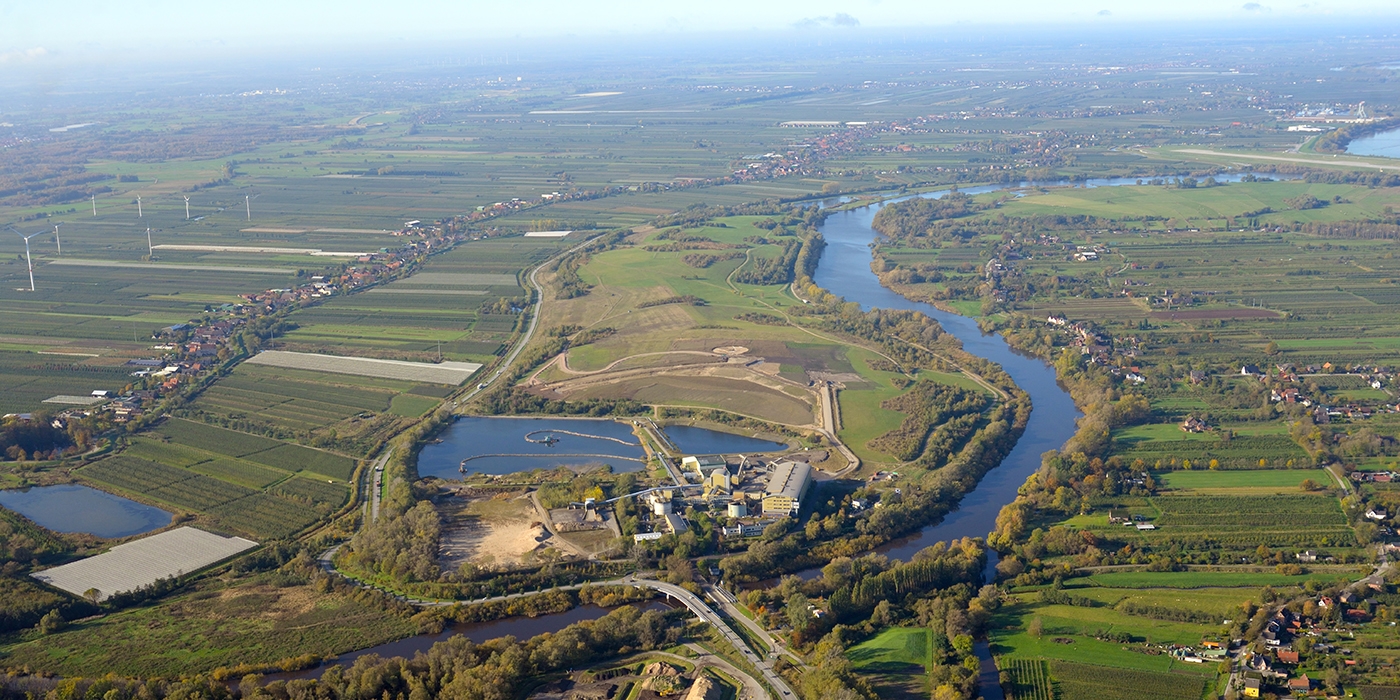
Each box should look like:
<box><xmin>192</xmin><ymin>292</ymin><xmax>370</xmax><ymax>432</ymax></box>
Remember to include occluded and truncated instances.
<box><xmin>416</xmin><ymin>416</ymin><xmax>789</xmax><ymax>478</ymax></box>
<box><xmin>0</xmin><ymin>484</ymin><xmax>171</xmax><ymax>538</ymax></box>
<box><xmin>663</xmin><ymin>425</ymin><xmax>786</xmax><ymax>455</ymax></box>
<box><xmin>1346</xmin><ymin>128</ymin><xmax>1400</xmax><ymax>159</ymax></box>
<box><xmin>418</xmin><ymin>417</ymin><xmax>646</xmax><ymax>478</ymax></box>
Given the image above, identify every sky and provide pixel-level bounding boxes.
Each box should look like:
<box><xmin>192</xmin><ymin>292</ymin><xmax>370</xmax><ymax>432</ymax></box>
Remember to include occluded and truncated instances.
<box><xmin>4</xmin><ymin>0</ymin><xmax>1400</xmax><ymax>66</ymax></box>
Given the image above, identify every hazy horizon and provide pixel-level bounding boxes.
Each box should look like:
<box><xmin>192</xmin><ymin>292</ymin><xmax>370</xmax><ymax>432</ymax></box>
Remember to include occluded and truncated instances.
<box><xmin>5</xmin><ymin>0</ymin><xmax>1400</xmax><ymax>71</ymax></box>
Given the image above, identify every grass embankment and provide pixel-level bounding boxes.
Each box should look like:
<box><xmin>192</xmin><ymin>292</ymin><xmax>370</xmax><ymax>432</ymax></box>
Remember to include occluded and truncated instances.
<box><xmin>0</xmin><ymin>576</ymin><xmax>416</xmax><ymax>677</ymax></box>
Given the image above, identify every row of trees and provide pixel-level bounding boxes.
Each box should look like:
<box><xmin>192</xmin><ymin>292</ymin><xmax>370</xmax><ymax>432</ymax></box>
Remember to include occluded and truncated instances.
<box><xmin>1</xmin><ymin>604</ymin><xmax>687</xmax><ymax>700</ymax></box>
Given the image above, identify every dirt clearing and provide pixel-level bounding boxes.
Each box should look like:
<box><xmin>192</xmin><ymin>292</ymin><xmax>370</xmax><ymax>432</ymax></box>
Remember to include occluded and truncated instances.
<box><xmin>438</xmin><ymin>492</ymin><xmax>549</xmax><ymax>571</ymax></box>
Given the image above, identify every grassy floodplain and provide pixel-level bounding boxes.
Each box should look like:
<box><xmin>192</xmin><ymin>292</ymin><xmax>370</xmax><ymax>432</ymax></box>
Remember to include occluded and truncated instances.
<box><xmin>529</xmin><ymin>214</ymin><xmax>995</xmax><ymax>468</ymax></box>
<box><xmin>0</xmin><ymin>573</ymin><xmax>416</xmax><ymax>677</ymax></box>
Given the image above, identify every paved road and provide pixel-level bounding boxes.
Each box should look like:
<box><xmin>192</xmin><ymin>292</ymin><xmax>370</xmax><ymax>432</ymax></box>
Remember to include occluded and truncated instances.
<box><xmin>1172</xmin><ymin>148</ymin><xmax>1400</xmax><ymax>172</ymax></box>
<box><xmin>636</xmin><ymin>577</ymin><xmax>798</xmax><ymax>700</ymax></box>
<box><xmin>368</xmin><ymin>449</ymin><xmax>392</xmax><ymax>523</ymax></box>
<box><xmin>620</xmin><ymin>648</ymin><xmax>767</xmax><ymax>700</ymax></box>
<box><xmin>528</xmin><ymin>490</ymin><xmax>593</xmax><ymax>559</ymax></box>
<box><xmin>636</xmin><ymin>420</ymin><xmax>685</xmax><ymax>485</ymax></box>
<box><xmin>453</xmin><ymin>232</ymin><xmax>608</xmax><ymax>405</ymax></box>
<box><xmin>817</xmin><ymin>382</ymin><xmax>861</xmax><ymax>477</ymax></box>
<box><xmin>708</xmin><ymin>583</ymin><xmax>806</xmax><ymax>669</ymax></box>
<box><xmin>682</xmin><ymin>645</ymin><xmax>768</xmax><ymax>700</ymax></box>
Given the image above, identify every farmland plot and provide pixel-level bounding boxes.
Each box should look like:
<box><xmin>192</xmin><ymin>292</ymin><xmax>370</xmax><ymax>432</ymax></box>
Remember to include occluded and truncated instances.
<box><xmin>31</xmin><ymin>527</ymin><xmax>257</xmax><ymax>601</ymax></box>
<box><xmin>246</xmin><ymin>350</ymin><xmax>481</xmax><ymax>385</ymax></box>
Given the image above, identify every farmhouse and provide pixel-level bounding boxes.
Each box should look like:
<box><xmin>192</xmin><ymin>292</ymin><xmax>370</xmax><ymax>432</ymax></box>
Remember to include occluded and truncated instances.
<box><xmin>1180</xmin><ymin>415</ymin><xmax>1208</xmax><ymax>433</ymax></box>
<box><xmin>763</xmin><ymin>461</ymin><xmax>812</xmax><ymax>516</ymax></box>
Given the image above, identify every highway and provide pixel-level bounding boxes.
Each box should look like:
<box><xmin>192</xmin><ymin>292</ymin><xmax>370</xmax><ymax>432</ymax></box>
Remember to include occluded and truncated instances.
<box><xmin>367</xmin><ymin>449</ymin><xmax>391</xmax><ymax>523</ymax></box>
<box><xmin>708</xmin><ymin>583</ymin><xmax>807</xmax><ymax>669</ymax></box>
<box><xmin>314</xmin><ymin>550</ymin><xmax>795</xmax><ymax>699</ymax></box>
<box><xmin>632</xmin><ymin>576</ymin><xmax>798</xmax><ymax>700</ymax></box>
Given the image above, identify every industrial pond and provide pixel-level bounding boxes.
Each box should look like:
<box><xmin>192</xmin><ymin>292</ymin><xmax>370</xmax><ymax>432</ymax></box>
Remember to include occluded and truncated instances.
<box><xmin>0</xmin><ymin>483</ymin><xmax>172</xmax><ymax>538</ymax></box>
<box><xmin>416</xmin><ymin>416</ymin><xmax>785</xmax><ymax>479</ymax></box>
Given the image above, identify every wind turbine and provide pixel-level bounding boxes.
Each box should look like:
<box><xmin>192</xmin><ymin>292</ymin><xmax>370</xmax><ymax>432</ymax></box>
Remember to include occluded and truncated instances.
<box><xmin>184</xmin><ymin>196</ymin><xmax>191</xmax><ymax>220</ymax></box>
<box><xmin>91</xmin><ymin>195</ymin><xmax>97</xmax><ymax>217</ymax></box>
<box><xmin>146</xmin><ymin>227</ymin><xmax>154</xmax><ymax>257</ymax></box>
<box><xmin>137</xmin><ymin>195</ymin><xmax>143</xmax><ymax>218</ymax></box>
<box><xmin>245</xmin><ymin>194</ymin><xmax>252</xmax><ymax>221</ymax></box>
<box><xmin>53</xmin><ymin>223</ymin><xmax>62</xmax><ymax>255</ymax></box>
<box><xmin>9</xmin><ymin>227</ymin><xmax>40</xmax><ymax>291</ymax></box>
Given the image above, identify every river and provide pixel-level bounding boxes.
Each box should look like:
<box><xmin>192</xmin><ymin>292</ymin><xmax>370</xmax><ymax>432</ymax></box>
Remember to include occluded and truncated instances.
<box><xmin>260</xmin><ymin>601</ymin><xmax>672</xmax><ymax>683</ymax></box>
<box><xmin>812</xmin><ymin>187</ymin><xmax>1083</xmax><ymax>567</ymax></box>
<box><xmin>809</xmin><ymin>172</ymin><xmax>1289</xmax><ymax>560</ymax></box>
<box><xmin>257</xmin><ymin>176</ymin><xmax>1269</xmax><ymax>696</ymax></box>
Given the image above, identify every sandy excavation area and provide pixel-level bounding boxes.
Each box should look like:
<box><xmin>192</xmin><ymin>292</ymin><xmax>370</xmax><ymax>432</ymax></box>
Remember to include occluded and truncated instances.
<box><xmin>438</xmin><ymin>492</ymin><xmax>549</xmax><ymax>570</ymax></box>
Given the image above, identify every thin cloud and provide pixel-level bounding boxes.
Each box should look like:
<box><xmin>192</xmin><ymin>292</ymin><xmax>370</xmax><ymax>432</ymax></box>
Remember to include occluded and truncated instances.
<box><xmin>0</xmin><ymin>47</ymin><xmax>48</xmax><ymax>64</ymax></box>
<box><xmin>792</xmin><ymin>13</ymin><xmax>861</xmax><ymax>29</ymax></box>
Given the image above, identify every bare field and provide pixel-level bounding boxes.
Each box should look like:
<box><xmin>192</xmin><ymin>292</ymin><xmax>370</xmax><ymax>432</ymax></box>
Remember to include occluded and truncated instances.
<box><xmin>246</xmin><ymin>350</ymin><xmax>481</xmax><ymax>385</ymax></box>
<box><xmin>394</xmin><ymin>272</ymin><xmax>518</xmax><ymax>287</ymax></box>
<box><xmin>564</xmin><ymin>373</ymin><xmax>815</xmax><ymax>426</ymax></box>
<box><xmin>1148</xmin><ymin>308</ymin><xmax>1283</xmax><ymax>320</ymax></box>
<box><xmin>438</xmin><ymin>494</ymin><xmax>547</xmax><ymax>570</ymax></box>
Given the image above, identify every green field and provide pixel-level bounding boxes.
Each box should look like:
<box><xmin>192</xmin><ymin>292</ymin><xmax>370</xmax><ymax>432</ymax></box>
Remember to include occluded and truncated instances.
<box><xmin>847</xmin><ymin>627</ymin><xmax>932</xmax><ymax>674</ymax></box>
<box><xmin>847</xmin><ymin>627</ymin><xmax>932</xmax><ymax>699</ymax></box>
<box><xmin>1048</xmin><ymin>660</ymin><xmax>1210</xmax><ymax>700</ymax></box>
<box><xmin>1061</xmin><ymin>585</ymin><xmax>1262</xmax><ymax>618</ymax></box>
<box><xmin>0</xmin><ymin>575</ymin><xmax>415</xmax><ymax>677</ymax></box>
<box><xmin>1085</xmin><ymin>570</ymin><xmax>1356</xmax><ymax>589</ymax></box>
<box><xmin>1157</xmin><ymin>469</ymin><xmax>1333</xmax><ymax>491</ymax></box>
<box><xmin>535</xmin><ymin>215</ymin><xmax>992</xmax><ymax>464</ymax></box>
<box><xmin>278</xmin><ymin>238</ymin><xmax>563</xmax><ymax>366</ymax></box>
<box><xmin>990</xmin><ymin>599</ymin><xmax>1222</xmax><ymax>674</ymax></box>
<box><xmin>75</xmin><ymin>418</ymin><xmax>355</xmax><ymax>539</ymax></box>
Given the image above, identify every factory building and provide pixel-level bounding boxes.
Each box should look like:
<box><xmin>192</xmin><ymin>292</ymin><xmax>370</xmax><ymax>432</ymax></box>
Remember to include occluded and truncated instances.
<box><xmin>762</xmin><ymin>461</ymin><xmax>812</xmax><ymax>515</ymax></box>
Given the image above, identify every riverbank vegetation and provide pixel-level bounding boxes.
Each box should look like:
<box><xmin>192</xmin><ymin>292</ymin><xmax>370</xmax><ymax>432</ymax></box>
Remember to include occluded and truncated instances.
<box><xmin>865</xmin><ymin>167</ymin><xmax>1400</xmax><ymax>695</ymax></box>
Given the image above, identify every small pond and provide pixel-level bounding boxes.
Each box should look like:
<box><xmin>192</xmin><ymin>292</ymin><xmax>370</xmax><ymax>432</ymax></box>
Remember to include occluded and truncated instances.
<box><xmin>0</xmin><ymin>483</ymin><xmax>171</xmax><ymax>538</ymax></box>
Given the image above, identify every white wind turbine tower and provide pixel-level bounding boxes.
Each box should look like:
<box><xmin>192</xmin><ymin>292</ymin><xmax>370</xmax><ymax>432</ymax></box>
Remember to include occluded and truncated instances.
<box><xmin>184</xmin><ymin>196</ymin><xmax>191</xmax><ymax>220</ymax></box>
<box><xmin>137</xmin><ymin>195</ymin><xmax>143</xmax><ymax>218</ymax></box>
<box><xmin>53</xmin><ymin>223</ymin><xmax>62</xmax><ymax>255</ymax></box>
<box><xmin>146</xmin><ymin>227</ymin><xmax>154</xmax><ymax>257</ymax></box>
<box><xmin>91</xmin><ymin>195</ymin><xmax>97</xmax><ymax>216</ymax></box>
<box><xmin>10</xmin><ymin>228</ymin><xmax>40</xmax><ymax>292</ymax></box>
